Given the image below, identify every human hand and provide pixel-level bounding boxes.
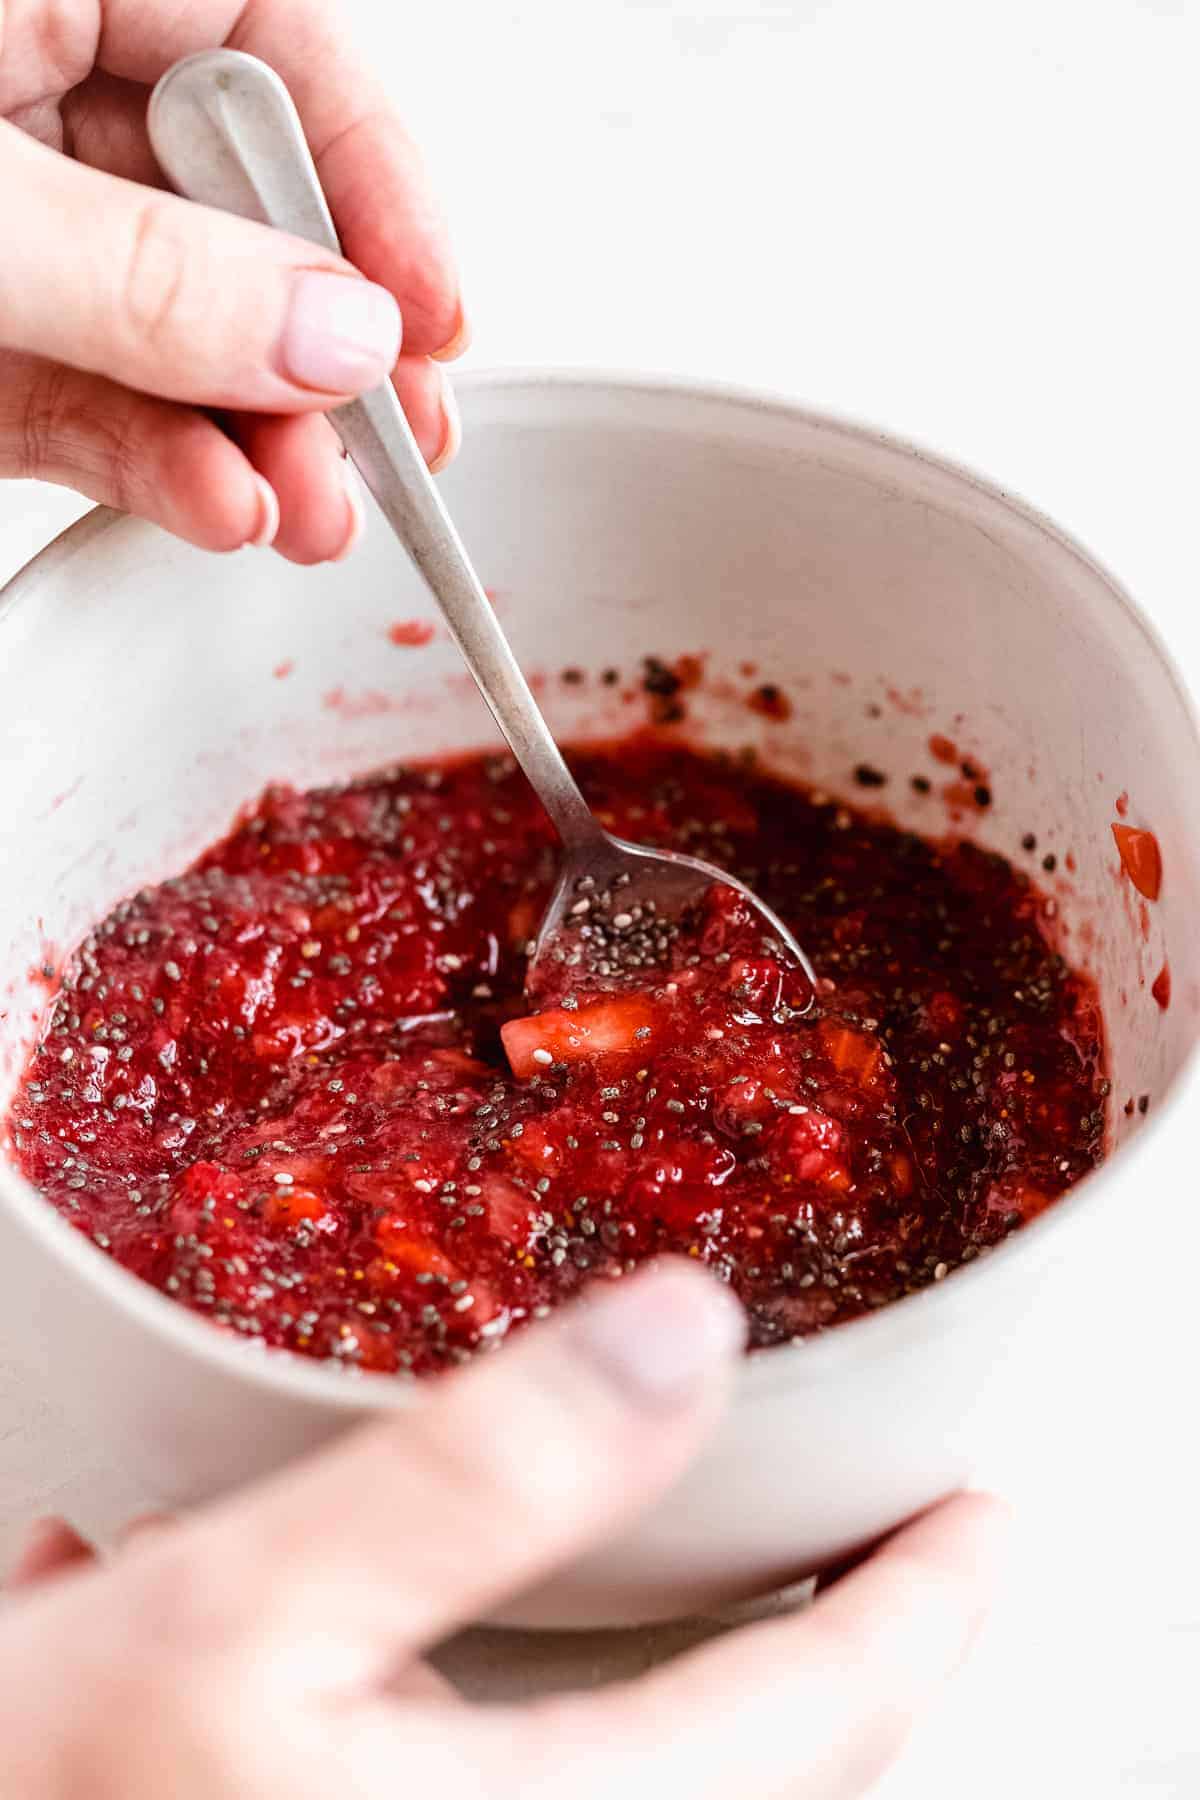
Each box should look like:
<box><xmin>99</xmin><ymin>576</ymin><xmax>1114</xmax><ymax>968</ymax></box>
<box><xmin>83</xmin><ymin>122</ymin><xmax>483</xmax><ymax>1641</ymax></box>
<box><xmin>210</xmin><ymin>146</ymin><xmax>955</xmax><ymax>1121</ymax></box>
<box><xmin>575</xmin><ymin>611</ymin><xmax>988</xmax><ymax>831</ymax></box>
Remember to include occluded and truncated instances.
<box><xmin>0</xmin><ymin>1262</ymin><xmax>1009</xmax><ymax>1799</ymax></box>
<box><xmin>0</xmin><ymin>0</ymin><xmax>465</xmax><ymax>562</ymax></box>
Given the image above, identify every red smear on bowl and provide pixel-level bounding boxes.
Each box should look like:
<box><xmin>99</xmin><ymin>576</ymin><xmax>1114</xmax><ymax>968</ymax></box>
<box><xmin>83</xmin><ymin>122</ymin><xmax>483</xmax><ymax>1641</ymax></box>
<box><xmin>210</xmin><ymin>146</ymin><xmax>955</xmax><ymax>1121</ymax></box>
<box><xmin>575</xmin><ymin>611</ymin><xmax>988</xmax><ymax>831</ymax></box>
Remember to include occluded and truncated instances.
<box><xmin>1112</xmin><ymin>824</ymin><xmax>1162</xmax><ymax>901</ymax></box>
<box><xmin>387</xmin><ymin>620</ymin><xmax>435</xmax><ymax>648</ymax></box>
<box><xmin>1152</xmin><ymin>962</ymin><xmax>1171</xmax><ymax>1011</ymax></box>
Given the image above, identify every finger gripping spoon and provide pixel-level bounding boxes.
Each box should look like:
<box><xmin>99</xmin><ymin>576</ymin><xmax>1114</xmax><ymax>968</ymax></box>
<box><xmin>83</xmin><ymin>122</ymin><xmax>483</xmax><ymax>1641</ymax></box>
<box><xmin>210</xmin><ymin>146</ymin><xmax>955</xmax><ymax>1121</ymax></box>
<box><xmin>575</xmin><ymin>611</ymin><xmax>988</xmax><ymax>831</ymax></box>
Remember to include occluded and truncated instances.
<box><xmin>148</xmin><ymin>49</ymin><xmax>815</xmax><ymax>1011</ymax></box>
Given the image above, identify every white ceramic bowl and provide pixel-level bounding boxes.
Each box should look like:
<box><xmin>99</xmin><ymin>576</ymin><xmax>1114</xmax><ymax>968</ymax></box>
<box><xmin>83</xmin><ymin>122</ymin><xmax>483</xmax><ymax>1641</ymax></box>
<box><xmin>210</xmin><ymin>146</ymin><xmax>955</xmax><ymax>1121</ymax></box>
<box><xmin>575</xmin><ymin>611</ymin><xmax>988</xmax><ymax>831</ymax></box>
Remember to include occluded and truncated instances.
<box><xmin>1</xmin><ymin>373</ymin><xmax>1197</xmax><ymax>1627</ymax></box>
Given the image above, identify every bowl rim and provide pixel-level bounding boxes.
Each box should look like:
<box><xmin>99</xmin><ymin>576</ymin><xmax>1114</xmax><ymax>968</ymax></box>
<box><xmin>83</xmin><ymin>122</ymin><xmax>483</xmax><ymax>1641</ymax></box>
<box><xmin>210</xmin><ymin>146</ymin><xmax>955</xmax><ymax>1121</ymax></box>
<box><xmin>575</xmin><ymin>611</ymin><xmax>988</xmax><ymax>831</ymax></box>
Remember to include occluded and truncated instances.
<box><xmin>2</xmin><ymin>364</ymin><xmax>1198</xmax><ymax>1413</ymax></box>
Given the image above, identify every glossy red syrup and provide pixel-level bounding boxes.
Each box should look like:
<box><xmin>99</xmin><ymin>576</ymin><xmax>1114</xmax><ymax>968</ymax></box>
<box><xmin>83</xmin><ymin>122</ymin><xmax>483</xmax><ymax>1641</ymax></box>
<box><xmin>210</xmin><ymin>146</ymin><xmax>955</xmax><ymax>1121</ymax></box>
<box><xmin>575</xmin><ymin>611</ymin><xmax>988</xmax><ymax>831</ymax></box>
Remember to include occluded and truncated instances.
<box><xmin>6</xmin><ymin>741</ymin><xmax>1108</xmax><ymax>1377</ymax></box>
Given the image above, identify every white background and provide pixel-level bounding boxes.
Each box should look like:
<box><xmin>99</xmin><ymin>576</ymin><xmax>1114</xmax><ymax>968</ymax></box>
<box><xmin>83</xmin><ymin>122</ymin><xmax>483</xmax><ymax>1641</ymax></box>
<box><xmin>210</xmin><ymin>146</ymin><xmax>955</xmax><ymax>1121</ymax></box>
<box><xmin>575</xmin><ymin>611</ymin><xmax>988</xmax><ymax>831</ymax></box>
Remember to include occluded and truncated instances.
<box><xmin>1</xmin><ymin>2</ymin><xmax>1198</xmax><ymax>1792</ymax></box>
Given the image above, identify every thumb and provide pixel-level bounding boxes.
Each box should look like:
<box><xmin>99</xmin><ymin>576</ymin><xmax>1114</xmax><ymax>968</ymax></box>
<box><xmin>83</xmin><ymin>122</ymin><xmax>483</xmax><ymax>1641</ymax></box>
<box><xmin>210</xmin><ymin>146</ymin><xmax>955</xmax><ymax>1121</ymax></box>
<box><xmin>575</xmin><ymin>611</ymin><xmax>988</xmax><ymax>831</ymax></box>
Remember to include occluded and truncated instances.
<box><xmin>142</xmin><ymin>1261</ymin><xmax>746</xmax><ymax>1669</ymax></box>
<box><xmin>0</xmin><ymin>121</ymin><xmax>401</xmax><ymax>412</ymax></box>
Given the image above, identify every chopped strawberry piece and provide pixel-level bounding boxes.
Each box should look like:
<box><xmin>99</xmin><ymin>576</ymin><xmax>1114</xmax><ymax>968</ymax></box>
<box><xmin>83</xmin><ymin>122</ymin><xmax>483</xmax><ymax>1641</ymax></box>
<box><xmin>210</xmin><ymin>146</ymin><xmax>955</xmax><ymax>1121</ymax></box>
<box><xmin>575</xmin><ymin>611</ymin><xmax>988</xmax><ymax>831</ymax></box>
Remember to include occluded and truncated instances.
<box><xmin>888</xmin><ymin>1152</ymin><xmax>916</xmax><ymax>1198</ymax></box>
<box><xmin>769</xmin><ymin>1108</ymin><xmax>849</xmax><ymax>1188</ymax></box>
<box><xmin>375</xmin><ymin>1218</ymin><xmax>459</xmax><ymax>1279</ymax></box>
<box><xmin>698</xmin><ymin>883</ymin><xmax>754</xmax><ymax>956</ymax></box>
<box><xmin>832</xmin><ymin>909</ymin><xmax>867</xmax><ymax>948</ymax></box>
<box><xmin>983</xmin><ymin>1176</ymin><xmax>1053</xmax><ymax>1222</ymax></box>
<box><xmin>626</xmin><ymin>1170</ymin><xmax>706</xmax><ymax>1227</ymax></box>
<box><xmin>351</xmin><ymin>1328</ymin><xmax>403</xmax><ymax>1373</ymax></box>
<box><xmin>175</xmin><ymin>1160</ymin><xmax>243</xmax><ymax>1205</ymax></box>
<box><xmin>726</xmin><ymin>957</ymin><xmax>783</xmax><ymax>1011</ymax></box>
<box><xmin>263</xmin><ymin>1185</ymin><xmax>328</xmax><ymax>1227</ymax></box>
<box><xmin>169</xmin><ymin>1162</ymin><xmax>245</xmax><ymax>1233</ymax></box>
<box><xmin>506</xmin><ymin>1119</ymin><xmax>562</xmax><ymax>1175</ymax></box>
<box><xmin>425</xmin><ymin>1047</ymin><xmax>493</xmax><ymax>1079</ymax></box>
<box><xmin>251</xmin><ymin>1014</ymin><xmax>331</xmax><ymax>1061</ymax></box>
<box><xmin>502</xmin><ymin>995</ymin><xmax>657</xmax><ymax>1078</ymax></box>
<box><xmin>924</xmin><ymin>991</ymin><xmax>964</xmax><ymax>1037</ymax></box>
<box><xmin>447</xmin><ymin>1280</ymin><xmax>504</xmax><ymax>1327</ymax></box>
<box><xmin>626</xmin><ymin>1133</ymin><xmax>738</xmax><ymax>1225</ymax></box>
<box><xmin>259</xmin><ymin>1154</ymin><xmax>329</xmax><ymax>1186</ymax></box>
<box><xmin>507</xmin><ymin>894</ymin><xmax>540</xmax><ymax>949</ymax></box>
<box><xmin>1111</xmin><ymin>824</ymin><xmax>1162</xmax><ymax>901</ymax></box>
<box><xmin>479</xmin><ymin>1172</ymin><xmax>538</xmax><ymax>1246</ymax></box>
<box><xmin>345</xmin><ymin>1166</ymin><xmax>434</xmax><ymax>1205</ymax></box>
<box><xmin>712</xmin><ymin>1076</ymin><xmax>773</xmax><ymax>1135</ymax></box>
<box><xmin>819</xmin><ymin>1021</ymin><xmax>884</xmax><ymax>1088</ymax></box>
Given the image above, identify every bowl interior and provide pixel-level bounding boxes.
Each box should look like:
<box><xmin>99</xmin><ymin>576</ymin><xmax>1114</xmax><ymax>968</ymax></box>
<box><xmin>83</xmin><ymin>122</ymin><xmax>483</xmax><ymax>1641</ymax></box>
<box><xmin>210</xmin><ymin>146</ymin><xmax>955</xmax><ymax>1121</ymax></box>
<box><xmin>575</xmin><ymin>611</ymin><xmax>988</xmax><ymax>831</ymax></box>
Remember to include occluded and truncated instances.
<box><xmin>2</xmin><ymin>372</ymin><xmax>1198</xmax><ymax>1318</ymax></box>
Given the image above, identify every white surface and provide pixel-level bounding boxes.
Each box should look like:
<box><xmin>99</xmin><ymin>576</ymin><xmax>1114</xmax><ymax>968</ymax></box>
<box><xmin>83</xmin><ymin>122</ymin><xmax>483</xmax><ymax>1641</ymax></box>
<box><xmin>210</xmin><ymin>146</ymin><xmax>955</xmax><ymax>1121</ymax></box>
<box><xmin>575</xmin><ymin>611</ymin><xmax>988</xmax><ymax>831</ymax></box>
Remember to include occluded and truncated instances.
<box><xmin>0</xmin><ymin>0</ymin><xmax>1197</xmax><ymax>1792</ymax></box>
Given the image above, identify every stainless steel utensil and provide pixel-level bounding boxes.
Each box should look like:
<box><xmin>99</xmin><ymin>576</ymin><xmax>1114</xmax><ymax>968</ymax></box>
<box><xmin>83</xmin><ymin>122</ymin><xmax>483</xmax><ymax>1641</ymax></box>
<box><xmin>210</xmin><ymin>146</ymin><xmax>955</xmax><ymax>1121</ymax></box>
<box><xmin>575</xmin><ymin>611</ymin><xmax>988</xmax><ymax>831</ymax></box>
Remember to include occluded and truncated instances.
<box><xmin>147</xmin><ymin>49</ymin><xmax>815</xmax><ymax>1007</ymax></box>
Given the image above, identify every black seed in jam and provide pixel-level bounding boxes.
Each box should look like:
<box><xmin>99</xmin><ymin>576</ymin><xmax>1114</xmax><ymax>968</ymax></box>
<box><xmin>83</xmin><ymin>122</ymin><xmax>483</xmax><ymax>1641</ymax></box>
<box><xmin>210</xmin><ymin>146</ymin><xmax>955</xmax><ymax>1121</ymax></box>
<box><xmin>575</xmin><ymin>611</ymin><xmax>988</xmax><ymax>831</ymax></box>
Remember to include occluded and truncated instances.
<box><xmin>854</xmin><ymin>763</ymin><xmax>888</xmax><ymax>789</ymax></box>
<box><xmin>601</xmin><ymin>668</ymin><xmax>620</xmax><ymax>686</ymax></box>
<box><xmin>911</xmin><ymin>775</ymin><xmax>932</xmax><ymax>795</ymax></box>
<box><xmin>973</xmin><ymin>785</ymin><xmax>992</xmax><ymax>808</ymax></box>
<box><xmin>641</xmin><ymin>656</ymin><xmax>682</xmax><ymax>697</ymax></box>
<box><xmin>1138</xmin><ymin>1094</ymin><xmax>1150</xmax><ymax>1114</ymax></box>
<box><xmin>5</xmin><ymin>737</ymin><xmax>1108</xmax><ymax>1377</ymax></box>
<box><xmin>1042</xmin><ymin>853</ymin><xmax>1057</xmax><ymax>873</ymax></box>
<box><xmin>562</xmin><ymin>667</ymin><xmax>584</xmax><ymax>685</ymax></box>
<box><xmin>747</xmin><ymin>683</ymin><xmax>792</xmax><ymax>722</ymax></box>
<box><xmin>1022</xmin><ymin>833</ymin><xmax>1037</xmax><ymax>852</ymax></box>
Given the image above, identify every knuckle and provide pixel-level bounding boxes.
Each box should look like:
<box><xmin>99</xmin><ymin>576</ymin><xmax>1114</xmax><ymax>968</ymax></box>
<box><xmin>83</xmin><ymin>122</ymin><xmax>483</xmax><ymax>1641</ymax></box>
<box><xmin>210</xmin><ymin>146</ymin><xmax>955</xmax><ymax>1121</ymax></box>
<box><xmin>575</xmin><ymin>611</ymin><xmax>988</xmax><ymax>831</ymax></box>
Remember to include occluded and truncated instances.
<box><xmin>16</xmin><ymin>360</ymin><xmax>76</xmax><ymax>478</ymax></box>
<box><xmin>120</xmin><ymin>200</ymin><xmax>191</xmax><ymax>352</ymax></box>
<box><xmin>10</xmin><ymin>361</ymin><xmax>150</xmax><ymax>513</ymax></box>
<box><xmin>101</xmin><ymin>396</ymin><xmax>151</xmax><ymax>518</ymax></box>
<box><xmin>122</xmin><ymin>1537</ymin><xmax>253</xmax><ymax>1660</ymax></box>
<box><xmin>398</xmin><ymin>254</ymin><xmax>450</xmax><ymax>336</ymax></box>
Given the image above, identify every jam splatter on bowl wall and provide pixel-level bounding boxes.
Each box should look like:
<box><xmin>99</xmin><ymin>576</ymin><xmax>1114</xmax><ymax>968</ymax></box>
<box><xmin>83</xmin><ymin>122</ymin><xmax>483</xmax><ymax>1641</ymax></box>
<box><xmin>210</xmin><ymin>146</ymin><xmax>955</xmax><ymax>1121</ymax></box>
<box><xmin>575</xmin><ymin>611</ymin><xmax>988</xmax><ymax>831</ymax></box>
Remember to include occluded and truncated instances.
<box><xmin>1</xmin><ymin>376</ymin><xmax>1197</xmax><ymax>1628</ymax></box>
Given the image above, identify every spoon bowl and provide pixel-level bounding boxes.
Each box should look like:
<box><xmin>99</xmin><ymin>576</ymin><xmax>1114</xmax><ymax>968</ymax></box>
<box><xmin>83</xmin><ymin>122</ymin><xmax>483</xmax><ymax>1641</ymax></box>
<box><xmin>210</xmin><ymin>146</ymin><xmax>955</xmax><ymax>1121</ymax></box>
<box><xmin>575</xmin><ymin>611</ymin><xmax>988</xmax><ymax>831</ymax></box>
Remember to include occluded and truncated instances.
<box><xmin>528</xmin><ymin>826</ymin><xmax>815</xmax><ymax>1007</ymax></box>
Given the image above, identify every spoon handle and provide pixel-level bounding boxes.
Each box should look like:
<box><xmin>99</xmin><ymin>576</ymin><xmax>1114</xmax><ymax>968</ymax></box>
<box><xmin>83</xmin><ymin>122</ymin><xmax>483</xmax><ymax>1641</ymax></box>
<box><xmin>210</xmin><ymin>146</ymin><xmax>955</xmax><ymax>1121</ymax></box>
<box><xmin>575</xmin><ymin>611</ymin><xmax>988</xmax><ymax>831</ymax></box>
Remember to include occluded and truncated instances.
<box><xmin>148</xmin><ymin>48</ymin><xmax>600</xmax><ymax>852</ymax></box>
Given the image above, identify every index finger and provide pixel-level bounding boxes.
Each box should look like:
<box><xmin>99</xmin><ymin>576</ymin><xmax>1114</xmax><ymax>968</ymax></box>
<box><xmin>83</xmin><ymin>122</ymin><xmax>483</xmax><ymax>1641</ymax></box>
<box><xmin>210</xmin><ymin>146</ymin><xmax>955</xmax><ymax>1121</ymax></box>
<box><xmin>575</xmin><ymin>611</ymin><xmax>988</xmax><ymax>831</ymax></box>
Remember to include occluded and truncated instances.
<box><xmin>96</xmin><ymin>0</ymin><xmax>465</xmax><ymax>357</ymax></box>
<box><xmin>538</xmin><ymin>1492</ymin><xmax>1012</xmax><ymax>1800</ymax></box>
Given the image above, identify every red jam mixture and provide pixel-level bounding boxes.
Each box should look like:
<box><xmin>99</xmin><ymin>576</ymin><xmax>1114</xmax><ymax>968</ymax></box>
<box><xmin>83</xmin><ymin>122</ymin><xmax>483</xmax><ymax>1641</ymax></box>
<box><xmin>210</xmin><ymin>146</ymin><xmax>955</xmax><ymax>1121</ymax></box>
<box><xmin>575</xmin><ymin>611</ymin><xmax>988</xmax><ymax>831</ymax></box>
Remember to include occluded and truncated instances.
<box><xmin>7</xmin><ymin>740</ymin><xmax>1108</xmax><ymax>1376</ymax></box>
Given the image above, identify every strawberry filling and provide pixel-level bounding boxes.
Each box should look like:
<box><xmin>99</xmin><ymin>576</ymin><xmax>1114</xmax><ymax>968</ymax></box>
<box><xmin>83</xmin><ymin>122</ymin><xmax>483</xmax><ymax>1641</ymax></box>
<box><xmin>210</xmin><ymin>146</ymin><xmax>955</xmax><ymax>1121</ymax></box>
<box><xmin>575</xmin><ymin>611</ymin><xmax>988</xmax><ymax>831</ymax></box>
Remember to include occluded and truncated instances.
<box><xmin>6</xmin><ymin>738</ymin><xmax>1108</xmax><ymax>1376</ymax></box>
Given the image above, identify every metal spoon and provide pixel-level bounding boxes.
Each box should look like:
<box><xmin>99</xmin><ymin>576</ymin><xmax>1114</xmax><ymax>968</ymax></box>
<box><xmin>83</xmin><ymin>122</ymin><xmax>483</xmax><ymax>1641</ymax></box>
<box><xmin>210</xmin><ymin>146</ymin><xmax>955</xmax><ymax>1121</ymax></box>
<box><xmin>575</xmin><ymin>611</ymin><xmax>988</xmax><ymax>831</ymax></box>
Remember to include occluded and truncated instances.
<box><xmin>147</xmin><ymin>49</ymin><xmax>815</xmax><ymax>1010</ymax></box>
